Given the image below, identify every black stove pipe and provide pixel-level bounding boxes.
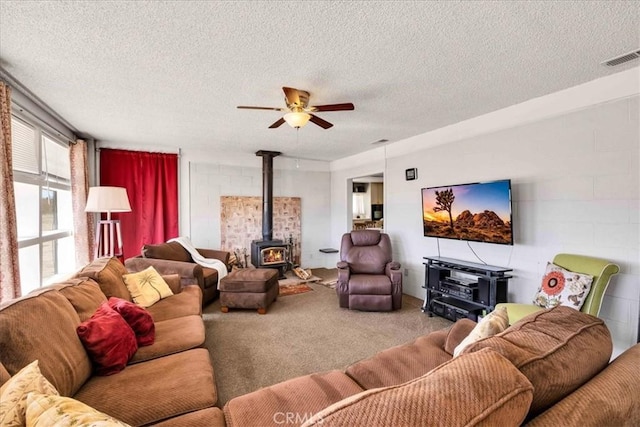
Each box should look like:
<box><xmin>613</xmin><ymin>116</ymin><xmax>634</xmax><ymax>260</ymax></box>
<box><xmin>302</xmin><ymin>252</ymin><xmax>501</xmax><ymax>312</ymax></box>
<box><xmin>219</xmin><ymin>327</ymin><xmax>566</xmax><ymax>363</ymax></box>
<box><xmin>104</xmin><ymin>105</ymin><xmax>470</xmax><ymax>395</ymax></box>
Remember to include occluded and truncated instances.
<box><xmin>255</xmin><ymin>150</ymin><xmax>281</xmax><ymax>242</ymax></box>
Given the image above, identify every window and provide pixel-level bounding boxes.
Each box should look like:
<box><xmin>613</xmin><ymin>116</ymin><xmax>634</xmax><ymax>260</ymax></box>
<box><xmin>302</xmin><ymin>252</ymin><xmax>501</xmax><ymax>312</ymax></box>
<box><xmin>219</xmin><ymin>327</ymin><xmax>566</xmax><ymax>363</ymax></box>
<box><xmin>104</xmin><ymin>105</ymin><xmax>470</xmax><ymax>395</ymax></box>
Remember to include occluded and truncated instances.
<box><xmin>11</xmin><ymin>115</ymin><xmax>75</xmax><ymax>294</ymax></box>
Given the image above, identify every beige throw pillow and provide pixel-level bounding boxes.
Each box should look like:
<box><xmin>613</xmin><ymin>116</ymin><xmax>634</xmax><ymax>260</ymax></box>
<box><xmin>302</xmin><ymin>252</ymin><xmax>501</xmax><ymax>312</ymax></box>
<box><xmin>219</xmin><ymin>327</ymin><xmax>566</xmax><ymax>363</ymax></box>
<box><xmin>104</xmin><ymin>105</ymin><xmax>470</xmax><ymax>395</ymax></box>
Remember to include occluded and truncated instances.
<box><xmin>453</xmin><ymin>306</ymin><xmax>509</xmax><ymax>357</ymax></box>
<box><xmin>0</xmin><ymin>360</ymin><xmax>59</xmax><ymax>427</ymax></box>
<box><xmin>122</xmin><ymin>266</ymin><xmax>173</xmax><ymax>307</ymax></box>
<box><xmin>25</xmin><ymin>393</ymin><xmax>130</xmax><ymax>427</ymax></box>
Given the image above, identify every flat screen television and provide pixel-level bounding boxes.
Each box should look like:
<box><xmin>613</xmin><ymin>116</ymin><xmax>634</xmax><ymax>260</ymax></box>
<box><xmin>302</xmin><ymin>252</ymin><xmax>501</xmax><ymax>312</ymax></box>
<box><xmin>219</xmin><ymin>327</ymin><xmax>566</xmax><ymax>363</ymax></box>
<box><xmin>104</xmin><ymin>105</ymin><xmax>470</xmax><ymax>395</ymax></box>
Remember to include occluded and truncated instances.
<box><xmin>421</xmin><ymin>179</ymin><xmax>513</xmax><ymax>245</ymax></box>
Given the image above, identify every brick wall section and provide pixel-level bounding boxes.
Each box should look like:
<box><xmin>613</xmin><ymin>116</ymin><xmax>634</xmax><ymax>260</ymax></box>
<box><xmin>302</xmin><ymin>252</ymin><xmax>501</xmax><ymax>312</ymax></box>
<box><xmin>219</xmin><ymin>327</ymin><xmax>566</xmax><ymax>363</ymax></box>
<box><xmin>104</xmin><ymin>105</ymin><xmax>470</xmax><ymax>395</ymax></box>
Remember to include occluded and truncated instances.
<box><xmin>220</xmin><ymin>196</ymin><xmax>301</xmax><ymax>265</ymax></box>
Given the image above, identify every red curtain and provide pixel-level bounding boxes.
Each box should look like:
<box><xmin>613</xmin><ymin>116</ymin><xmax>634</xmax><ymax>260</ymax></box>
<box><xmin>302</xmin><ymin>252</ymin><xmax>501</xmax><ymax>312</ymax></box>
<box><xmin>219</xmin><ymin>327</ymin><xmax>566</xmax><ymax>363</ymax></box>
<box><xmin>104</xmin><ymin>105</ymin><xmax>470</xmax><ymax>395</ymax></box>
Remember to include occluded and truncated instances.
<box><xmin>99</xmin><ymin>149</ymin><xmax>178</xmax><ymax>260</ymax></box>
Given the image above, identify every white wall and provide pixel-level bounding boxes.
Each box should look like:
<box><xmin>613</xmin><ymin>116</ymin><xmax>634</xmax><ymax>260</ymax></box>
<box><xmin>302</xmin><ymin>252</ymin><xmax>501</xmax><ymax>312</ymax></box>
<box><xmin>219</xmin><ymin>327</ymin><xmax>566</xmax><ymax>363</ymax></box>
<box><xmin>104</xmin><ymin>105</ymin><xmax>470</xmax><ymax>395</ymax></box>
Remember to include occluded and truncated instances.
<box><xmin>330</xmin><ymin>70</ymin><xmax>639</xmax><ymax>356</ymax></box>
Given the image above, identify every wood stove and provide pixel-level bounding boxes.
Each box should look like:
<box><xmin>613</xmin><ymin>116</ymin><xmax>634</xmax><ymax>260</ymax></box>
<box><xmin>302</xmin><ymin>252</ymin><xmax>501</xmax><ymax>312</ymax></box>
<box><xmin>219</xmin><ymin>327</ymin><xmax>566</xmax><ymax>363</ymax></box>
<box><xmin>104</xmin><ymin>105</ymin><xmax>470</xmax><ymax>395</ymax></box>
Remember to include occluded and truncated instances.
<box><xmin>251</xmin><ymin>150</ymin><xmax>289</xmax><ymax>278</ymax></box>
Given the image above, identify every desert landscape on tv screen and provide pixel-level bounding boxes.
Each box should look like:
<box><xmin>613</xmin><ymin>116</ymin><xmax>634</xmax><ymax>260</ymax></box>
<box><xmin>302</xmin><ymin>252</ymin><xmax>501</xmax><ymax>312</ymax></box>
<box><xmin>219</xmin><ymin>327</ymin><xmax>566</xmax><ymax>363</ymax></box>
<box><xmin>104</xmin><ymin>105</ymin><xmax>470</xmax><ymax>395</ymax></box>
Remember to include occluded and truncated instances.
<box><xmin>422</xmin><ymin>181</ymin><xmax>512</xmax><ymax>244</ymax></box>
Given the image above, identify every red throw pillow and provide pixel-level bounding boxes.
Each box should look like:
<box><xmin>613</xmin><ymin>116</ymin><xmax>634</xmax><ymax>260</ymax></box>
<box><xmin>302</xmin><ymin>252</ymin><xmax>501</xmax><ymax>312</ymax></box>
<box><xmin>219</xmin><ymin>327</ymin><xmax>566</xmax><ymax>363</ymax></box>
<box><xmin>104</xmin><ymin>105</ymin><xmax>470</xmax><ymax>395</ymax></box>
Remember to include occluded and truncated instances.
<box><xmin>77</xmin><ymin>302</ymin><xmax>138</xmax><ymax>375</ymax></box>
<box><xmin>108</xmin><ymin>297</ymin><xmax>155</xmax><ymax>346</ymax></box>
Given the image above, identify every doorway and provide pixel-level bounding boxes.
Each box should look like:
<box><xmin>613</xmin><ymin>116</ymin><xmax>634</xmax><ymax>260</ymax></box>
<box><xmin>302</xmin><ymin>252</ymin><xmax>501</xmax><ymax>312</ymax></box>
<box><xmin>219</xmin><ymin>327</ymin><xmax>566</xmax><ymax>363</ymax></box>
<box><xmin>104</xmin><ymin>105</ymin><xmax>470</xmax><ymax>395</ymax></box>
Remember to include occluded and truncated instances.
<box><xmin>350</xmin><ymin>173</ymin><xmax>384</xmax><ymax>231</ymax></box>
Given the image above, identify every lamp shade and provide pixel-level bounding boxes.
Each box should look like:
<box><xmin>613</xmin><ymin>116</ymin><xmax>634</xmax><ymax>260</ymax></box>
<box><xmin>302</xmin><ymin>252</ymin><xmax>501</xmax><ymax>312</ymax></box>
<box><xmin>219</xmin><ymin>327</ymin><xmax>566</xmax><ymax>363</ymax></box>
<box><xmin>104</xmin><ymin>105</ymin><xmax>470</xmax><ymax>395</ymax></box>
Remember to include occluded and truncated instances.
<box><xmin>283</xmin><ymin>112</ymin><xmax>311</xmax><ymax>128</ymax></box>
<box><xmin>85</xmin><ymin>186</ymin><xmax>132</xmax><ymax>213</ymax></box>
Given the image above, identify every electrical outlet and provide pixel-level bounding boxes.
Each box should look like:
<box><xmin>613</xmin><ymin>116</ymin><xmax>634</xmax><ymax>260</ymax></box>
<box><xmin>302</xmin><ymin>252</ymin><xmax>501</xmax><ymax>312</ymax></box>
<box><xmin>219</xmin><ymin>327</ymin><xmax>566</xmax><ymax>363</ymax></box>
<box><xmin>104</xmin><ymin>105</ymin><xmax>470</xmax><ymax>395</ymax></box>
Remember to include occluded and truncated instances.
<box><xmin>404</xmin><ymin>268</ymin><xmax>409</xmax><ymax>276</ymax></box>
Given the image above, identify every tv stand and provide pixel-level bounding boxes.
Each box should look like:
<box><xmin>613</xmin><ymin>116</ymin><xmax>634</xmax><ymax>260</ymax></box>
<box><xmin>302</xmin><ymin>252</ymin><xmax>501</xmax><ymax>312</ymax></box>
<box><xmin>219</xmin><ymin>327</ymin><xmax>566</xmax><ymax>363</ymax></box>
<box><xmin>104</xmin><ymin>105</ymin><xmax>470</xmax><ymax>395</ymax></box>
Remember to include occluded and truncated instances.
<box><xmin>421</xmin><ymin>256</ymin><xmax>512</xmax><ymax>322</ymax></box>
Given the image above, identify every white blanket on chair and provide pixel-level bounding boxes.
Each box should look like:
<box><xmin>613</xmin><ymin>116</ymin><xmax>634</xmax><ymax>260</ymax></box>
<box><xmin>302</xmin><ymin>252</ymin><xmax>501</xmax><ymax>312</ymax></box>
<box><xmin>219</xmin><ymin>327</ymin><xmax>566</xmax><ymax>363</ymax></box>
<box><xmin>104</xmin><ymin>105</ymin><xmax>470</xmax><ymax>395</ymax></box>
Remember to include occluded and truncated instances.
<box><xmin>168</xmin><ymin>236</ymin><xmax>228</xmax><ymax>289</ymax></box>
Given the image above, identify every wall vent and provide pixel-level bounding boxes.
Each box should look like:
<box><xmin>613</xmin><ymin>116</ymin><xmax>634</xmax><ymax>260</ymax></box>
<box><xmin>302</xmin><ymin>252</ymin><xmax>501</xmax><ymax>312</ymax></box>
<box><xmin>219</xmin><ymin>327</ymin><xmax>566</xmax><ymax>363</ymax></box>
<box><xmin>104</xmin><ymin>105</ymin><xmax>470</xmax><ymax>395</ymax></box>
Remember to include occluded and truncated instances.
<box><xmin>601</xmin><ymin>49</ymin><xmax>640</xmax><ymax>67</ymax></box>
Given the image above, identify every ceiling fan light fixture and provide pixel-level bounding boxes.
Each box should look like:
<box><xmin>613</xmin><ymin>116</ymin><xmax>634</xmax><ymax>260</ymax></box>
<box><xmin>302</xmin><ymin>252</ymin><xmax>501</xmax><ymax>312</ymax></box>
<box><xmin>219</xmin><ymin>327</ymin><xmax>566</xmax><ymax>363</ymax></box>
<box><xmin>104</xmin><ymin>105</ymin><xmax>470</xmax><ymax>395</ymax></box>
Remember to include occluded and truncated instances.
<box><xmin>284</xmin><ymin>112</ymin><xmax>311</xmax><ymax>128</ymax></box>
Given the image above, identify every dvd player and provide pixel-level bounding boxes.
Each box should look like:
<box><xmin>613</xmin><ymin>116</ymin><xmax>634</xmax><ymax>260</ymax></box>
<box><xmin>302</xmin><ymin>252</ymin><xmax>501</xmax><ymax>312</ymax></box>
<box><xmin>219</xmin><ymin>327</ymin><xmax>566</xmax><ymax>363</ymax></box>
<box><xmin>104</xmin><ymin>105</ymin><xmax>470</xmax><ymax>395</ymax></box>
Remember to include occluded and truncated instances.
<box><xmin>439</xmin><ymin>281</ymin><xmax>477</xmax><ymax>301</ymax></box>
<box><xmin>440</xmin><ymin>276</ymin><xmax>477</xmax><ymax>287</ymax></box>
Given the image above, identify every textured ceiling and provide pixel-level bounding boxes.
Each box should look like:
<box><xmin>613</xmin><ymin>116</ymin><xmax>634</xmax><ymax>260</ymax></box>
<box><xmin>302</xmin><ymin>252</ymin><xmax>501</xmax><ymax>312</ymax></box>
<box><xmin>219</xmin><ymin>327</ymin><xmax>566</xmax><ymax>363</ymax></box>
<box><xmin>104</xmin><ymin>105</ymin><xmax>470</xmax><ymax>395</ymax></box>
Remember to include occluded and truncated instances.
<box><xmin>0</xmin><ymin>1</ymin><xmax>638</xmax><ymax>161</ymax></box>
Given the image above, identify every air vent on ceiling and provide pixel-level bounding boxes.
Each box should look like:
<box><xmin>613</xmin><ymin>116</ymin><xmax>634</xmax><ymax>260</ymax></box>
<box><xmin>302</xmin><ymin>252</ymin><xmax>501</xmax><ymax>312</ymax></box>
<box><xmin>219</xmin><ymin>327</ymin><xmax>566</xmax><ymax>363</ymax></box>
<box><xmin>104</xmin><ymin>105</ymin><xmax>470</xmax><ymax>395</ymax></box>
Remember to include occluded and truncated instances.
<box><xmin>601</xmin><ymin>49</ymin><xmax>640</xmax><ymax>67</ymax></box>
<box><xmin>371</xmin><ymin>138</ymin><xmax>389</xmax><ymax>145</ymax></box>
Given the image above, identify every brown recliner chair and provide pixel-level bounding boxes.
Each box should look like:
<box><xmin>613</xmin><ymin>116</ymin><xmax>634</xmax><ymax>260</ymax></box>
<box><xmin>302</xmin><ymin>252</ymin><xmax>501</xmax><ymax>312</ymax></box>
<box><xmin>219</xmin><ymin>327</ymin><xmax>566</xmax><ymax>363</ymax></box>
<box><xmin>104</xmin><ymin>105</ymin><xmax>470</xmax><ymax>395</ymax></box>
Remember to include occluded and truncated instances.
<box><xmin>336</xmin><ymin>230</ymin><xmax>402</xmax><ymax>311</ymax></box>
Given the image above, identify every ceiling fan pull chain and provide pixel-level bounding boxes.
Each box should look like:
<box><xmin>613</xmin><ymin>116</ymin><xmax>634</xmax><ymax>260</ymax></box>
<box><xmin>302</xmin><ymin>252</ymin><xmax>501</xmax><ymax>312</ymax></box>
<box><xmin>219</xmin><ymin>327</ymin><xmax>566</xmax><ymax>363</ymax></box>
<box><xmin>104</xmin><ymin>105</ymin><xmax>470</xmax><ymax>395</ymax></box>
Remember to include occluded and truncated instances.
<box><xmin>296</xmin><ymin>128</ymin><xmax>300</xmax><ymax>169</ymax></box>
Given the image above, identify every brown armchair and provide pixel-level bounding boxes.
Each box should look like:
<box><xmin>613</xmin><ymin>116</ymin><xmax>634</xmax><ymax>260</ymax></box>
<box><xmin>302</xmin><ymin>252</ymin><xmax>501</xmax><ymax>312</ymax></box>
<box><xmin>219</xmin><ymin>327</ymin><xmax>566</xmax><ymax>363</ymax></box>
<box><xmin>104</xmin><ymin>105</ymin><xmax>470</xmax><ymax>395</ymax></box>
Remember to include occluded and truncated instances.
<box><xmin>124</xmin><ymin>241</ymin><xmax>230</xmax><ymax>307</ymax></box>
<box><xmin>336</xmin><ymin>230</ymin><xmax>402</xmax><ymax>311</ymax></box>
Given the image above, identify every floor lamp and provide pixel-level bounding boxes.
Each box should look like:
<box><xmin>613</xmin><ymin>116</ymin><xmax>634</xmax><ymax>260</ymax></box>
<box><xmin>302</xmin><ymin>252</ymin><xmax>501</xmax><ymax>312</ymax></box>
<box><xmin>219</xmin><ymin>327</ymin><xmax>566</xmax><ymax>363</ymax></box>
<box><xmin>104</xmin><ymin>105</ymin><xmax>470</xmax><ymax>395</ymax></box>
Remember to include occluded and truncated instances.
<box><xmin>85</xmin><ymin>186</ymin><xmax>132</xmax><ymax>259</ymax></box>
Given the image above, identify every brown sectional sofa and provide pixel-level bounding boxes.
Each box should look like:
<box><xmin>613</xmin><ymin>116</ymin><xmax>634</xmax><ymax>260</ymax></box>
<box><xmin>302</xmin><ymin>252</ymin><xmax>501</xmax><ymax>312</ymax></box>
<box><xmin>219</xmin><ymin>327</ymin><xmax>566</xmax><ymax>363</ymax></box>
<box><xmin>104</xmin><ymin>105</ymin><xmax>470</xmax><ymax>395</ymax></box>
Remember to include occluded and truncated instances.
<box><xmin>0</xmin><ymin>257</ymin><xmax>224</xmax><ymax>426</ymax></box>
<box><xmin>223</xmin><ymin>306</ymin><xmax>640</xmax><ymax>426</ymax></box>
<box><xmin>2</xmin><ymin>256</ymin><xmax>639</xmax><ymax>426</ymax></box>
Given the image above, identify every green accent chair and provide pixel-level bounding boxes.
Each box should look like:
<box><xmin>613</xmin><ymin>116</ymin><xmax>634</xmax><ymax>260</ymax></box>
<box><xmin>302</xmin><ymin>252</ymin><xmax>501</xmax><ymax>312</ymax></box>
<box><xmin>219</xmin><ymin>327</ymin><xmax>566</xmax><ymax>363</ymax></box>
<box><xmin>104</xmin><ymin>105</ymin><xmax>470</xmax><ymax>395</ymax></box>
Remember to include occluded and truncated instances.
<box><xmin>497</xmin><ymin>253</ymin><xmax>620</xmax><ymax>325</ymax></box>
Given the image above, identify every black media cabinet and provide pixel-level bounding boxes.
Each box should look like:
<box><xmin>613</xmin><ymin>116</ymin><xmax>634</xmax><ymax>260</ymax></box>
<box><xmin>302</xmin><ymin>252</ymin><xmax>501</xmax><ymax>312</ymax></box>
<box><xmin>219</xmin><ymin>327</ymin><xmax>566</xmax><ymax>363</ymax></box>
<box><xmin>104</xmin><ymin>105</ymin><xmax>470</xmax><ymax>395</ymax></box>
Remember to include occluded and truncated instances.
<box><xmin>422</xmin><ymin>256</ymin><xmax>512</xmax><ymax>322</ymax></box>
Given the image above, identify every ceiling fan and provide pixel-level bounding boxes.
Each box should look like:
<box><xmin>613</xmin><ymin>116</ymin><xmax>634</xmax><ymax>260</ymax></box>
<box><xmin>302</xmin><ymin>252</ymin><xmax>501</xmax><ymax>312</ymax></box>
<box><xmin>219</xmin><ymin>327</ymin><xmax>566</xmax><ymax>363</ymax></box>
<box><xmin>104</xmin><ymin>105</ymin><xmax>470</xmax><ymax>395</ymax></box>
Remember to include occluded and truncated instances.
<box><xmin>237</xmin><ymin>86</ymin><xmax>355</xmax><ymax>129</ymax></box>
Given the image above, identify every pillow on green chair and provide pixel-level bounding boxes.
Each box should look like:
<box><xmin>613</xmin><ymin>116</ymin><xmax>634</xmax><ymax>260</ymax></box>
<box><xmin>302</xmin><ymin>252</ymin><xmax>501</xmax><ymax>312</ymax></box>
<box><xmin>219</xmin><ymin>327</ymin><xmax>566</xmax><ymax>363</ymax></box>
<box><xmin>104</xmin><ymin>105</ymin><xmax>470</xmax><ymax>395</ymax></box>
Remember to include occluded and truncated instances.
<box><xmin>532</xmin><ymin>262</ymin><xmax>593</xmax><ymax>310</ymax></box>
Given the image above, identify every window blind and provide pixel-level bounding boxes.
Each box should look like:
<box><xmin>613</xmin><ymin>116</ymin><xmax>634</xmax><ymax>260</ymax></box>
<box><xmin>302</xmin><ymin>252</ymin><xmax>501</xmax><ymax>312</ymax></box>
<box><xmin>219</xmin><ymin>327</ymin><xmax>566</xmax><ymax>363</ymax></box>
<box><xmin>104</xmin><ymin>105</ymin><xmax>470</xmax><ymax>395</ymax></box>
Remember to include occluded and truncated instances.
<box><xmin>42</xmin><ymin>134</ymin><xmax>70</xmax><ymax>181</ymax></box>
<box><xmin>11</xmin><ymin>117</ymin><xmax>39</xmax><ymax>174</ymax></box>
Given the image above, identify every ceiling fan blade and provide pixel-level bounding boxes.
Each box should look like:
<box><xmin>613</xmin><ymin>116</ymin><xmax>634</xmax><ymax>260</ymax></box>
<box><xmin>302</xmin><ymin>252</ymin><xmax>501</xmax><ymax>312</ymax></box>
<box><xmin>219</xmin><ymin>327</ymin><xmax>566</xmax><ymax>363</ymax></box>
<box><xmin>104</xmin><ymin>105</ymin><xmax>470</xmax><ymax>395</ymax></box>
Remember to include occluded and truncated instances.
<box><xmin>282</xmin><ymin>87</ymin><xmax>301</xmax><ymax>107</ymax></box>
<box><xmin>268</xmin><ymin>117</ymin><xmax>286</xmax><ymax>128</ymax></box>
<box><xmin>237</xmin><ymin>106</ymin><xmax>283</xmax><ymax>111</ymax></box>
<box><xmin>309</xmin><ymin>114</ymin><xmax>333</xmax><ymax>129</ymax></box>
<box><xmin>312</xmin><ymin>103</ymin><xmax>355</xmax><ymax>112</ymax></box>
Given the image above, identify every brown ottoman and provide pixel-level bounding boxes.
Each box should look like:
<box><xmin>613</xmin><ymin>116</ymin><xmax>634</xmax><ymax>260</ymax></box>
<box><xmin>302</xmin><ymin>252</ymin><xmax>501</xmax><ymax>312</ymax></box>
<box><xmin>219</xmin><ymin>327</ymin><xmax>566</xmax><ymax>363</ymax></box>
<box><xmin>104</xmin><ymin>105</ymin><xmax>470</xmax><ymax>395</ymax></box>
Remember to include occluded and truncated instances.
<box><xmin>219</xmin><ymin>268</ymin><xmax>279</xmax><ymax>314</ymax></box>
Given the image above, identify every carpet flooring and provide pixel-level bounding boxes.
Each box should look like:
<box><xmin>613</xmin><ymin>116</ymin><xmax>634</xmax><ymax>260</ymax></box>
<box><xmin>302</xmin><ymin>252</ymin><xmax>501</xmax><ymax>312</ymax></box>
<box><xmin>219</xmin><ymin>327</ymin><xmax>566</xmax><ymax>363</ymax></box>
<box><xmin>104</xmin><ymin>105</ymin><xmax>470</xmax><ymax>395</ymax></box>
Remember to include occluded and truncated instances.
<box><xmin>203</xmin><ymin>282</ymin><xmax>452</xmax><ymax>406</ymax></box>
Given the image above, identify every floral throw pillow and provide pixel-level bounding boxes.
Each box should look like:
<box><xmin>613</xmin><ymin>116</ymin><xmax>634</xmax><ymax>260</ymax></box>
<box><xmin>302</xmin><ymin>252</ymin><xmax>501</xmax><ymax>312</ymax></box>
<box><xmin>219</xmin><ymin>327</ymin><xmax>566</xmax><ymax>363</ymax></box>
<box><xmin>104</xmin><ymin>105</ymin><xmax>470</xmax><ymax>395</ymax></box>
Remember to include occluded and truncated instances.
<box><xmin>0</xmin><ymin>360</ymin><xmax>58</xmax><ymax>427</ymax></box>
<box><xmin>25</xmin><ymin>392</ymin><xmax>131</xmax><ymax>427</ymax></box>
<box><xmin>533</xmin><ymin>262</ymin><xmax>593</xmax><ymax>310</ymax></box>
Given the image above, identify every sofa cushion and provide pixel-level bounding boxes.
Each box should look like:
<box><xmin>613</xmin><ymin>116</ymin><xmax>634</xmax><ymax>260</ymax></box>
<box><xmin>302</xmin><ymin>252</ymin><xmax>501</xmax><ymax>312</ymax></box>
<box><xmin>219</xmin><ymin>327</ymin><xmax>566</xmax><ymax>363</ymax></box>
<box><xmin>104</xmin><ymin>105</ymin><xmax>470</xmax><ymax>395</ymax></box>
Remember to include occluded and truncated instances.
<box><xmin>453</xmin><ymin>306</ymin><xmax>509</xmax><ymax>357</ymax></box>
<box><xmin>25</xmin><ymin>392</ymin><xmax>130</xmax><ymax>426</ymax></box>
<box><xmin>224</xmin><ymin>370</ymin><xmax>364</xmax><ymax>427</ymax></box>
<box><xmin>348</xmin><ymin>274</ymin><xmax>392</xmax><ymax>295</ymax></box>
<box><xmin>143</xmin><ymin>241</ymin><xmax>192</xmax><ymax>263</ymax></box>
<box><xmin>128</xmin><ymin>315</ymin><xmax>205</xmax><ymax>364</ymax></box>
<box><xmin>346</xmin><ymin>328</ymin><xmax>453</xmax><ymax>390</ymax></box>
<box><xmin>525</xmin><ymin>343</ymin><xmax>640</xmax><ymax>426</ymax></box>
<box><xmin>74</xmin><ymin>348</ymin><xmax>217</xmax><ymax>426</ymax></box>
<box><xmin>146</xmin><ymin>285</ymin><xmax>202</xmax><ymax>322</ymax></box>
<box><xmin>77</xmin><ymin>302</ymin><xmax>138</xmax><ymax>376</ymax></box>
<box><xmin>302</xmin><ymin>348</ymin><xmax>533</xmax><ymax>427</ymax></box>
<box><xmin>150</xmin><ymin>407</ymin><xmax>226</xmax><ymax>427</ymax></box>
<box><xmin>122</xmin><ymin>266</ymin><xmax>174</xmax><ymax>307</ymax></box>
<box><xmin>54</xmin><ymin>277</ymin><xmax>107</xmax><ymax>322</ymax></box>
<box><xmin>0</xmin><ymin>360</ymin><xmax>59</xmax><ymax>427</ymax></box>
<box><xmin>443</xmin><ymin>318</ymin><xmax>477</xmax><ymax>355</ymax></box>
<box><xmin>76</xmin><ymin>257</ymin><xmax>133</xmax><ymax>302</ymax></box>
<box><xmin>462</xmin><ymin>305</ymin><xmax>612</xmax><ymax>416</ymax></box>
<box><xmin>0</xmin><ymin>289</ymin><xmax>92</xmax><ymax>396</ymax></box>
<box><xmin>161</xmin><ymin>273</ymin><xmax>182</xmax><ymax>295</ymax></box>
<box><xmin>108</xmin><ymin>297</ymin><xmax>155</xmax><ymax>346</ymax></box>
